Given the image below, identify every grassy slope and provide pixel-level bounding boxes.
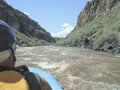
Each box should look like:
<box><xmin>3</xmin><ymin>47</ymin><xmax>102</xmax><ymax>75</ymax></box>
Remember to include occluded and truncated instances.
<box><xmin>56</xmin><ymin>5</ymin><xmax>120</xmax><ymax>53</ymax></box>
<box><xmin>14</xmin><ymin>29</ymin><xmax>50</xmax><ymax>46</ymax></box>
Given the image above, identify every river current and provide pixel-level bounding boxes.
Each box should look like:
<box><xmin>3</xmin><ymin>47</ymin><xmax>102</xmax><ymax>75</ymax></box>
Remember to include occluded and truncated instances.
<box><xmin>16</xmin><ymin>46</ymin><xmax>120</xmax><ymax>90</ymax></box>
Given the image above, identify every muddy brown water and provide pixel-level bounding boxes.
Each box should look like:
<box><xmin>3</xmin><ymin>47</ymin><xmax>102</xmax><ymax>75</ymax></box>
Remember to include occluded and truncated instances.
<box><xmin>16</xmin><ymin>46</ymin><xmax>120</xmax><ymax>90</ymax></box>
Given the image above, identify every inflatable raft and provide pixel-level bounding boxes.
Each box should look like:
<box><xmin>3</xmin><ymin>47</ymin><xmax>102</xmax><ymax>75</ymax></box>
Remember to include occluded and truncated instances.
<box><xmin>29</xmin><ymin>67</ymin><xmax>63</xmax><ymax>90</ymax></box>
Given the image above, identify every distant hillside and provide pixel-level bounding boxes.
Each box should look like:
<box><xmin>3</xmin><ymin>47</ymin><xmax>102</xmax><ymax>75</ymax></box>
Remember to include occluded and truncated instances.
<box><xmin>57</xmin><ymin>0</ymin><xmax>120</xmax><ymax>53</ymax></box>
<box><xmin>0</xmin><ymin>0</ymin><xmax>54</xmax><ymax>46</ymax></box>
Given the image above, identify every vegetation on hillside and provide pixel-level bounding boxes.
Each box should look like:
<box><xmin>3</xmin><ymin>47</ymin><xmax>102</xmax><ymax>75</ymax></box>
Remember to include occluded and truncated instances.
<box><xmin>56</xmin><ymin>9</ymin><xmax>120</xmax><ymax>53</ymax></box>
<box><xmin>14</xmin><ymin>29</ymin><xmax>50</xmax><ymax>46</ymax></box>
<box><xmin>0</xmin><ymin>0</ymin><xmax>54</xmax><ymax>45</ymax></box>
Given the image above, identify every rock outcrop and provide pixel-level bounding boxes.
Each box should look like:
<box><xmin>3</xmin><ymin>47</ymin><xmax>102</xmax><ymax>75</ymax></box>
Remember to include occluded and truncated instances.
<box><xmin>75</xmin><ymin>0</ymin><xmax>120</xmax><ymax>29</ymax></box>
<box><xmin>57</xmin><ymin>0</ymin><xmax>120</xmax><ymax>53</ymax></box>
<box><xmin>0</xmin><ymin>0</ymin><xmax>54</xmax><ymax>45</ymax></box>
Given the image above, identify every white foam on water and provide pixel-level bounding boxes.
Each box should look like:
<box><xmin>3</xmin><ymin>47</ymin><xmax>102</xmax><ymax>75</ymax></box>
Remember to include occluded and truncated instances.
<box><xmin>37</xmin><ymin>60</ymin><xmax>68</xmax><ymax>69</ymax></box>
<box><xmin>65</xmin><ymin>73</ymin><xmax>120</xmax><ymax>90</ymax></box>
<box><xmin>93</xmin><ymin>73</ymin><xmax>103</xmax><ymax>78</ymax></box>
<box><xmin>38</xmin><ymin>62</ymin><xmax>57</xmax><ymax>69</ymax></box>
<box><xmin>52</xmin><ymin>61</ymin><xmax>69</xmax><ymax>73</ymax></box>
<box><xmin>115</xmin><ymin>55</ymin><xmax>120</xmax><ymax>58</ymax></box>
<box><xmin>61</xmin><ymin>52</ymin><xmax>66</xmax><ymax>55</ymax></box>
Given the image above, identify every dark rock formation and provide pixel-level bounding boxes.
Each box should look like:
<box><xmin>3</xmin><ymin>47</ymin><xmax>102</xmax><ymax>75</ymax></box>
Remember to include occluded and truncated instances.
<box><xmin>74</xmin><ymin>0</ymin><xmax>120</xmax><ymax>53</ymax></box>
<box><xmin>0</xmin><ymin>0</ymin><xmax>54</xmax><ymax>43</ymax></box>
<box><xmin>75</xmin><ymin>0</ymin><xmax>120</xmax><ymax>29</ymax></box>
<box><xmin>57</xmin><ymin>0</ymin><xmax>120</xmax><ymax>53</ymax></box>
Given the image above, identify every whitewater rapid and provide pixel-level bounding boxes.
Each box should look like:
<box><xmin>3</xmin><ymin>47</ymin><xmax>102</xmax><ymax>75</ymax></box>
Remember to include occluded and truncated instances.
<box><xmin>16</xmin><ymin>46</ymin><xmax>120</xmax><ymax>90</ymax></box>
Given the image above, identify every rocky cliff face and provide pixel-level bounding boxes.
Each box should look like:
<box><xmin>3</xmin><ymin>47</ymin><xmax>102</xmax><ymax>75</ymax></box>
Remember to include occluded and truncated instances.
<box><xmin>0</xmin><ymin>0</ymin><xmax>54</xmax><ymax>44</ymax></box>
<box><xmin>57</xmin><ymin>0</ymin><xmax>120</xmax><ymax>53</ymax></box>
<box><xmin>75</xmin><ymin>0</ymin><xmax>120</xmax><ymax>29</ymax></box>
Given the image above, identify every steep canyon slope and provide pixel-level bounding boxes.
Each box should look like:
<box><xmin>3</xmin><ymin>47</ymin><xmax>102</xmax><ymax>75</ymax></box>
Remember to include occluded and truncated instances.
<box><xmin>57</xmin><ymin>0</ymin><xmax>120</xmax><ymax>53</ymax></box>
<box><xmin>0</xmin><ymin>0</ymin><xmax>54</xmax><ymax>46</ymax></box>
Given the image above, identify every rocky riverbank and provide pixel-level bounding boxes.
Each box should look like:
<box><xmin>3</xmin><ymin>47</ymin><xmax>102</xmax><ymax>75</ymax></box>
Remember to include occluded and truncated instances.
<box><xmin>56</xmin><ymin>0</ymin><xmax>120</xmax><ymax>54</ymax></box>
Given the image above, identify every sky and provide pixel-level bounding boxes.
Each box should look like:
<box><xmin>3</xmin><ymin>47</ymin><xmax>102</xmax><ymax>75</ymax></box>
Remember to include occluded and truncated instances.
<box><xmin>5</xmin><ymin>0</ymin><xmax>90</xmax><ymax>37</ymax></box>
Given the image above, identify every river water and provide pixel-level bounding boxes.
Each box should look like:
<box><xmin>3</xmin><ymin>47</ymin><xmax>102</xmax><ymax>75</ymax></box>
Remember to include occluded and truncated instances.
<box><xmin>16</xmin><ymin>46</ymin><xmax>120</xmax><ymax>90</ymax></box>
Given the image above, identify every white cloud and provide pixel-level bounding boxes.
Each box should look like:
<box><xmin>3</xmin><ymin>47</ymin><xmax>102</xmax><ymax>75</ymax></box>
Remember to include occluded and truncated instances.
<box><xmin>62</xmin><ymin>23</ymin><xmax>69</xmax><ymax>27</ymax></box>
<box><xmin>52</xmin><ymin>23</ymin><xmax>74</xmax><ymax>37</ymax></box>
<box><xmin>23</xmin><ymin>12</ymin><xmax>30</xmax><ymax>16</ymax></box>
